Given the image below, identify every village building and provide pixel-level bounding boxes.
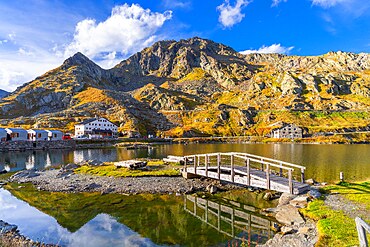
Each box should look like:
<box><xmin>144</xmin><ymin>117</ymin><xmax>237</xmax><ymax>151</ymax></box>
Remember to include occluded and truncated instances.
<box><xmin>27</xmin><ymin>129</ymin><xmax>49</xmax><ymax>141</ymax></box>
<box><xmin>0</xmin><ymin>128</ymin><xmax>7</xmax><ymax>141</ymax></box>
<box><xmin>74</xmin><ymin>117</ymin><xmax>118</xmax><ymax>138</ymax></box>
<box><xmin>5</xmin><ymin>128</ymin><xmax>28</xmax><ymax>141</ymax></box>
<box><xmin>270</xmin><ymin>123</ymin><xmax>303</xmax><ymax>139</ymax></box>
<box><xmin>46</xmin><ymin>130</ymin><xmax>63</xmax><ymax>141</ymax></box>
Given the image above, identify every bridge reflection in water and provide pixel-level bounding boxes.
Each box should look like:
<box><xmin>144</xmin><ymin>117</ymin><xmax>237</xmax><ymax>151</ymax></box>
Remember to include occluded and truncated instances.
<box><xmin>184</xmin><ymin>195</ymin><xmax>276</xmax><ymax>246</ymax></box>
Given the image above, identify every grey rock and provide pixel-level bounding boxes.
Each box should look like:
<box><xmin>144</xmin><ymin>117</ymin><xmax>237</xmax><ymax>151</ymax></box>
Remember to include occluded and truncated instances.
<box><xmin>275</xmin><ymin>205</ymin><xmax>305</xmax><ymax>225</ymax></box>
<box><xmin>263</xmin><ymin>192</ymin><xmax>274</xmax><ymax>201</ymax></box>
<box><xmin>62</xmin><ymin>163</ymin><xmax>79</xmax><ymax>171</ymax></box>
<box><xmin>206</xmin><ymin>185</ymin><xmax>218</xmax><ymax>194</ymax></box>
<box><xmin>308</xmin><ymin>189</ymin><xmax>322</xmax><ymax>199</ymax></box>
<box><xmin>305</xmin><ymin>178</ymin><xmax>316</xmax><ymax>185</ymax></box>
<box><xmin>281</xmin><ymin>226</ymin><xmax>294</xmax><ymax>235</ymax></box>
<box><xmin>278</xmin><ymin>193</ymin><xmax>297</xmax><ymax>207</ymax></box>
<box><xmin>10</xmin><ymin>170</ymin><xmax>39</xmax><ymax>180</ymax></box>
<box><xmin>289</xmin><ymin>196</ymin><xmax>309</xmax><ymax>208</ymax></box>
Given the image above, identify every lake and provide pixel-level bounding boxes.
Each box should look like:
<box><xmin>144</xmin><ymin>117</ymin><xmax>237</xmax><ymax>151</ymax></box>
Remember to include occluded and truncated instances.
<box><xmin>0</xmin><ymin>185</ymin><xmax>277</xmax><ymax>247</ymax></box>
<box><xmin>1</xmin><ymin>143</ymin><xmax>369</xmax><ymax>182</ymax></box>
<box><xmin>0</xmin><ymin>143</ymin><xmax>369</xmax><ymax>246</ymax></box>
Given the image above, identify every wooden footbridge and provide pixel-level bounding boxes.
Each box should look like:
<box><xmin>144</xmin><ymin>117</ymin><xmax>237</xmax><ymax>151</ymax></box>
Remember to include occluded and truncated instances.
<box><xmin>184</xmin><ymin>195</ymin><xmax>275</xmax><ymax>244</ymax></box>
<box><xmin>181</xmin><ymin>152</ymin><xmax>309</xmax><ymax>194</ymax></box>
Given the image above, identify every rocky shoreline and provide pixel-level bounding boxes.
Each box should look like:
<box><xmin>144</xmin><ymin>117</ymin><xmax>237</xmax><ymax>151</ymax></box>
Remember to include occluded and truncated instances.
<box><xmin>257</xmin><ymin>189</ymin><xmax>321</xmax><ymax>247</ymax></box>
<box><xmin>0</xmin><ymin>220</ymin><xmax>58</xmax><ymax>247</ymax></box>
<box><xmin>8</xmin><ymin>166</ymin><xmax>243</xmax><ymax>195</ymax></box>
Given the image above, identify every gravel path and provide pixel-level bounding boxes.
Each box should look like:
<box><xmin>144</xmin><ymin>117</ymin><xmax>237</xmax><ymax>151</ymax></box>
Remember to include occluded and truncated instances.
<box><xmin>10</xmin><ymin>169</ymin><xmax>243</xmax><ymax>194</ymax></box>
<box><xmin>325</xmin><ymin>194</ymin><xmax>370</xmax><ymax>221</ymax></box>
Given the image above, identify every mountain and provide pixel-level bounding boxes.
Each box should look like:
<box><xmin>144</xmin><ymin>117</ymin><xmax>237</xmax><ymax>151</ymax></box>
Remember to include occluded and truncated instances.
<box><xmin>0</xmin><ymin>89</ymin><xmax>9</xmax><ymax>99</ymax></box>
<box><xmin>0</xmin><ymin>37</ymin><xmax>369</xmax><ymax>136</ymax></box>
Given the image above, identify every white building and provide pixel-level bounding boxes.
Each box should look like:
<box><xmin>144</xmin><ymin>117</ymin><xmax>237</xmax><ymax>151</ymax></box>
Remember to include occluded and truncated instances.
<box><xmin>5</xmin><ymin>128</ymin><xmax>28</xmax><ymax>141</ymax></box>
<box><xmin>46</xmin><ymin>130</ymin><xmax>63</xmax><ymax>141</ymax></box>
<box><xmin>75</xmin><ymin>117</ymin><xmax>118</xmax><ymax>138</ymax></box>
<box><xmin>0</xmin><ymin>128</ymin><xmax>7</xmax><ymax>141</ymax></box>
<box><xmin>271</xmin><ymin>123</ymin><xmax>303</xmax><ymax>139</ymax></box>
<box><xmin>27</xmin><ymin>129</ymin><xmax>49</xmax><ymax>141</ymax></box>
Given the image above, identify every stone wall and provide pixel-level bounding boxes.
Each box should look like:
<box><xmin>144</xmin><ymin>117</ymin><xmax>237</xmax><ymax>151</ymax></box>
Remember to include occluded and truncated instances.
<box><xmin>0</xmin><ymin>140</ymin><xmax>76</xmax><ymax>152</ymax></box>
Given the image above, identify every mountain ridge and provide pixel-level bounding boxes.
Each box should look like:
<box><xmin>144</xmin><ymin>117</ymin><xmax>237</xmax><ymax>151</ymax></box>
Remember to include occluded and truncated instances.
<box><xmin>0</xmin><ymin>37</ymin><xmax>369</xmax><ymax>137</ymax></box>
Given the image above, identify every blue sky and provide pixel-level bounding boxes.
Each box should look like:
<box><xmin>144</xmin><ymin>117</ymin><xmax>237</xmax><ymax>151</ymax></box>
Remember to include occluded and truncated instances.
<box><xmin>0</xmin><ymin>0</ymin><xmax>369</xmax><ymax>91</ymax></box>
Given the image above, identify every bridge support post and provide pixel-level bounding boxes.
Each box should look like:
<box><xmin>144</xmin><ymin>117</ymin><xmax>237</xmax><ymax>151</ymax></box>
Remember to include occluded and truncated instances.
<box><xmin>205</xmin><ymin>154</ymin><xmax>208</xmax><ymax>177</ymax></box>
<box><xmin>194</xmin><ymin>155</ymin><xmax>197</xmax><ymax>174</ymax></box>
<box><xmin>261</xmin><ymin>159</ymin><xmax>264</xmax><ymax>171</ymax></box>
<box><xmin>288</xmin><ymin>169</ymin><xmax>293</xmax><ymax>194</ymax></box>
<box><xmin>301</xmin><ymin>168</ymin><xmax>305</xmax><ymax>183</ymax></box>
<box><xmin>184</xmin><ymin>157</ymin><xmax>187</xmax><ymax>172</ymax></box>
<box><xmin>231</xmin><ymin>154</ymin><xmax>235</xmax><ymax>183</ymax></box>
<box><xmin>246</xmin><ymin>158</ymin><xmax>251</xmax><ymax>186</ymax></box>
<box><xmin>217</xmin><ymin>153</ymin><xmax>221</xmax><ymax>180</ymax></box>
<box><xmin>266</xmin><ymin>163</ymin><xmax>270</xmax><ymax>190</ymax></box>
<box><xmin>279</xmin><ymin>162</ymin><xmax>283</xmax><ymax>177</ymax></box>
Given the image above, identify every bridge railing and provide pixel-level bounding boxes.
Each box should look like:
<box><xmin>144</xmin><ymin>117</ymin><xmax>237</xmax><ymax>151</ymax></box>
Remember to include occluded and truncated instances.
<box><xmin>183</xmin><ymin>152</ymin><xmax>306</xmax><ymax>194</ymax></box>
<box><xmin>356</xmin><ymin>217</ymin><xmax>370</xmax><ymax>247</ymax></box>
<box><xmin>231</xmin><ymin>152</ymin><xmax>306</xmax><ymax>183</ymax></box>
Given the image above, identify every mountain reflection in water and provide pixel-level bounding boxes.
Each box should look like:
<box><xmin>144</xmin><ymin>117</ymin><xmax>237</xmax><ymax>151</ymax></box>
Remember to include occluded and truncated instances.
<box><xmin>0</xmin><ymin>186</ymin><xmax>276</xmax><ymax>247</ymax></box>
<box><xmin>0</xmin><ymin>189</ymin><xmax>161</xmax><ymax>247</ymax></box>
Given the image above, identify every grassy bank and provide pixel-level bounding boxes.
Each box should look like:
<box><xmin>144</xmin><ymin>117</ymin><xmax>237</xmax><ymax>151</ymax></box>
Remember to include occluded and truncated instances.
<box><xmin>302</xmin><ymin>181</ymin><xmax>370</xmax><ymax>246</ymax></box>
<box><xmin>75</xmin><ymin>160</ymin><xmax>181</xmax><ymax>177</ymax></box>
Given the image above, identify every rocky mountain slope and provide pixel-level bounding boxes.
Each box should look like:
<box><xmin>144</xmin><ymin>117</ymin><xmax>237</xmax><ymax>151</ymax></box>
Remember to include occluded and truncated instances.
<box><xmin>0</xmin><ymin>90</ymin><xmax>9</xmax><ymax>99</ymax></box>
<box><xmin>0</xmin><ymin>37</ymin><xmax>369</xmax><ymax>137</ymax></box>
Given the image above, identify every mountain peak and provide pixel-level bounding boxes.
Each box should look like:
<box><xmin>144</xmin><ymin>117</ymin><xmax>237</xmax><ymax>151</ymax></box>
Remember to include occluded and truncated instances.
<box><xmin>62</xmin><ymin>52</ymin><xmax>99</xmax><ymax>68</ymax></box>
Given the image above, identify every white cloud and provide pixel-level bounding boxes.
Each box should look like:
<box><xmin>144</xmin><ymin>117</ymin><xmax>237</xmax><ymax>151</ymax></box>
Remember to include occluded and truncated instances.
<box><xmin>64</xmin><ymin>4</ymin><xmax>172</xmax><ymax>68</ymax></box>
<box><xmin>272</xmin><ymin>0</ymin><xmax>288</xmax><ymax>7</ymax></box>
<box><xmin>163</xmin><ymin>0</ymin><xmax>191</xmax><ymax>9</ymax></box>
<box><xmin>18</xmin><ymin>48</ymin><xmax>34</xmax><ymax>56</ymax></box>
<box><xmin>311</xmin><ymin>0</ymin><xmax>347</xmax><ymax>8</ymax></box>
<box><xmin>0</xmin><ymin>57</ymin><xmax>61</xmax><ymax>92</ymax></box>
<box><xmin>240</xmin><ymin>44</ymin><xmax>294</xmax><ymax>54</ymax></box>
<box><xmin>217</xmin><ymin>0</ymin><xmax>250</xmax><ymax>28</ymax></box>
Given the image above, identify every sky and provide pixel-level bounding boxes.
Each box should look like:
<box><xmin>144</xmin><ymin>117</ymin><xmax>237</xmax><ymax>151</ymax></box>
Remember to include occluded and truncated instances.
<box><xmin>0</xmin><ymin>0</ymin><xmax>369</xmax><ymax>92</ymax></box>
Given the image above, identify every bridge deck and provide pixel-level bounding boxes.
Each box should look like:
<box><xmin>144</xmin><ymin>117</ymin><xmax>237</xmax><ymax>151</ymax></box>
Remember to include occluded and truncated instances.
<box><xmin>186</xmin><ymin>166</ymin><xmax>309</xmax><ymax>194</ymax></box>
<box><xmin>181</xmin><ymin>152</ymin><xmax>310</xmax><ymax>195</ymax></box>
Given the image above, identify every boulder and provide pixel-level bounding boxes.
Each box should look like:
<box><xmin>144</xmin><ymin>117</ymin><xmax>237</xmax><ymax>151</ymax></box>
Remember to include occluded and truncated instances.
<box><xmin>263</xmin><ymin>192</ymin><xmax>274</xmax><ymax>201</ymax></box>
<box><xmin>281</xmin><ymin>226</ymin><xmax>294</xmax><ymax>235</ymax></box>
<box><xmin>305</xmin><ymin>178</ymin><xmax>316</xmax><ymax>185</ymax></box>
<box><xmin>10</xmin><ymin>169</ymin><xmax>39</xmax><ymax>180</ymax></box>
<box><xmin>206</xmin><ymin>185</ymin><xmax>217</xmax><ymax>194</ymax></box>
<box><xmin>87</xmin><ymin>160</ymin><xmax>104</xmax><ymax>166</ymax></box>
<box><xmin>62</xmin><ymin>163</ymin><xmax>79</xmax><ymax>171</ymax></box>
<box><xmin>0</xmin><ymin>169</ymin><xmax>7</xmax><ymax>174</ymax></box>
<box><xmin>278</xmin><ymin>193</ymin><xmax>297</xmax><ymax>207</ymax></box>
<box><xmin>275</xmin><ymin>205</ymin><xmax>305</xmax><ymax>225</ymax></box>
<box><xmin>308</xmin><ymin>189</ymin><xmax>322</xmax><ymax>199</ymax></box>
<box><xmin>298</xmin><ymin>226</ymin><xmax>311</xmax><ymax>235</ymax></box>
<box><xmin>115</xmin><ymin>160</ymin><xmax>147</xmax><ymax>169</ymax></box>
<box><xmin>289</xmin><ymin>196</ymin><xmax>309</xmax><ymax>208</ymax></box>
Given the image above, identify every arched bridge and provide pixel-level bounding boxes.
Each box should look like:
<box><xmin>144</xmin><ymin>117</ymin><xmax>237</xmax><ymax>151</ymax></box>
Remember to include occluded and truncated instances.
<box><xmin>181</xmin><ymin>152</ymin><xmax>309</xmax><ymax>195</ymax></box>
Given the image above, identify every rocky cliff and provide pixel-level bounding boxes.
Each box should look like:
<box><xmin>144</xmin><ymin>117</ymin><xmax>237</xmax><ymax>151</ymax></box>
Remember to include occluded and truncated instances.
<box><xmin>0</xmin><ymin>37</ymin><xmax>369</xmax><ymax>136</ymax></box>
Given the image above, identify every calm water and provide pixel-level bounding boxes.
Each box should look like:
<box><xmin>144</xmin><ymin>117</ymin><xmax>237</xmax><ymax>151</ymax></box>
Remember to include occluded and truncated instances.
<box><xmin>1</xmin><ymin>143</ymin><xmax>369</xmax><ymax>182</ymax></box>
<box><xmin>0</xmin><ymin>187</ymin><xmax>276</xmax><ymax>247</ymax></box>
